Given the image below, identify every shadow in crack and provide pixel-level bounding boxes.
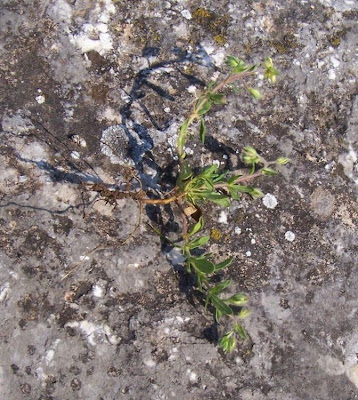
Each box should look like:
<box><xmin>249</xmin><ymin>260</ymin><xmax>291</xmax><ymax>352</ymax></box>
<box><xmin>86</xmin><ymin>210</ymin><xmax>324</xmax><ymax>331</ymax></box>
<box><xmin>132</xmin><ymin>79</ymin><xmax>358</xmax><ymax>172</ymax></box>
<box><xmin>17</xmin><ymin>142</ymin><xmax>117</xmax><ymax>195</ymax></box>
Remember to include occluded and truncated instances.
<box><xmin>115</xmin><ymin>44</ymin><xmax>221</xmax><ymax>188</ymax></box>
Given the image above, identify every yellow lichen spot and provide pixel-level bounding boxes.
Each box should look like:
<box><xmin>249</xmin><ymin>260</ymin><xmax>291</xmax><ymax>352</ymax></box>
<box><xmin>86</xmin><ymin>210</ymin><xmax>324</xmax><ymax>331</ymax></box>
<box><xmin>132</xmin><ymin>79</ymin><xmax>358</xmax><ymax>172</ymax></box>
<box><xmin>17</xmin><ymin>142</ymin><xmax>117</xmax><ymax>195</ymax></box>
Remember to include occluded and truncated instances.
<box><xmin>192</xmin><ymin>8</ymin><xmax>212</xmax><ymax>25</ymax></box>
<box><xmin>330</xmin><ymin>37</ymin><xmax>341</xmax><ymax>47</ymax></box>
<box><xmin>213</xmin><ymin>34</ymin><xmax>226</xmax><ymax>46</ymax></box>
<box><xmin>210</xmin><ymin>228</ymin><xmax>223</xmax><ymax>242</ymax></box>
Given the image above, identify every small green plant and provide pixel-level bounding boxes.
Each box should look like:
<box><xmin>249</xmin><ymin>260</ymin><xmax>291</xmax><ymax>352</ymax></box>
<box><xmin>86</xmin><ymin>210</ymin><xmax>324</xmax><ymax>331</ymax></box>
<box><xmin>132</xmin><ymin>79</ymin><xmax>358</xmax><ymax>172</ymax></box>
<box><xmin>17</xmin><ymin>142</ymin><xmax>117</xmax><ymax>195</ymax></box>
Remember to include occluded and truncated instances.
<box><xmin>92</xmin><ymin>56</ymin><xmax>287</xmax><ymax>353</ymax></box>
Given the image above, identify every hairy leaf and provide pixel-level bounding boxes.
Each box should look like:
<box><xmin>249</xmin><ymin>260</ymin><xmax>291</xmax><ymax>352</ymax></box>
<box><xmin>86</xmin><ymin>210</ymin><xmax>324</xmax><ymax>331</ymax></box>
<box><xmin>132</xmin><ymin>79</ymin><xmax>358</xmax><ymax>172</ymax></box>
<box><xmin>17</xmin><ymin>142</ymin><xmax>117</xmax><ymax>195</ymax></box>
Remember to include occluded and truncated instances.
<box><xmin>188</xmin><ymin>216</ymin><xmax>204</xmax><ymax>237</ymax></box>
<box><xmin>190</xmin><ymin>257</ymin><xmax>215</xmax><ymax>274</ymax></box>
<box><xmin>179</xmin><ymin>162</ymin><xmax>193</xmax><ymax>181</ymax></box>
<box><xmin>188</xmin><ymin>235</ymin><xmax>210</xmax><ymax>249</ymax></box>
<box><xmin>202</xmin><ymin>164</ymin><xmax>218</xmax><ymax>177</ymax></box>
<box><xmin>178</xmin><ymin>119</ymin><xmax>189</xmax><ymax>156</ymax></box>
<box><xmin>197</xmin><ymin>99</ymin><xmax>212</xmax><ymax>116</ymax></box>
<box><xmin>209</xmin><ymin>279</ymin><xmax>232</xmax><ymax>295</ymax></box>
<box><xmin>209</xmin><ymin>93</ymin><xmax>226</xmax><ymax>105</ymax></box>
<box><xmin>211</xmin><ymin>294</ymin><xmax>233</xmax><ymax>316</ymax></box>
<box><xmin>219</xmin><ymin>332</ymin><xmax>236</xmax><ymax>353</ymax></box>
<box><xmin>214</xmin><ymin>257</ymin><xmax>234</xmax><ymax>271</ymax></box>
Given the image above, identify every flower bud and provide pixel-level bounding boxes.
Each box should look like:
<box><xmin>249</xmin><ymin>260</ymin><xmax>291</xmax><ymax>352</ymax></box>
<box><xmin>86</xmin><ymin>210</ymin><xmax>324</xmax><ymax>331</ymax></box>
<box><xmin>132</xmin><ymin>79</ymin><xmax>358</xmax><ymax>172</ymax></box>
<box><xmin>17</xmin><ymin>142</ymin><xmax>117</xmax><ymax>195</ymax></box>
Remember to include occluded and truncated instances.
<box><xmin>226</xmin><ymin>293</ymin><xmax>248</xmax><ymax>306</ymax></box>
<box><xmin>238</xmin><ymin>308</ymin><xmax>251</xmax><ymax>319</ymax></box>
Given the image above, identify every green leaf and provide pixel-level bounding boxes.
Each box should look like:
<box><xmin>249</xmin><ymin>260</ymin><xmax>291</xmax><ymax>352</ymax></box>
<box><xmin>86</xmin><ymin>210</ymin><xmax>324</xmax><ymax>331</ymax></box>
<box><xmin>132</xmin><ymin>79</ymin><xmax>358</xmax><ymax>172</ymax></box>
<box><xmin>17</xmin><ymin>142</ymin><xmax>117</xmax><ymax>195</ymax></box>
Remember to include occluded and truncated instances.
<box><xmin>233</xmin><ymin>323</ymin><xmax>247</xmax><ymax>340</ymax></box>
<box><xmin>212</xmin><ymin>171</ymin><xmax>229</xmax><ymax>183</ymax></box>
<box><xmin>227</xmin><ymin>335</ymin><xmax>237</xmax><ymax>353</ymax></box>
<box><xmin>227</xmin><ymin>174</ymin><xmax>242</xmax><ymax>184</ymax></box>
<box><xmin>214</xmin><ymin>257</ymin><xmax>234</xmax><ymax>271</ymax></box>
<box><xmin>190</xmin><ymin>257</ymin><xmax>215</xmax><ymax>274</ymax></box>
<box><xmin>178</xmin><ymin>119</ymin><xmax>189</xmax><ymax>157</ymax></box>
<box><xmin>199</xmin><ymin>118</ymin><xmax>206</xmax><ymax>143</ymax></box>
<box><xmin>202</xmin><ymin>164</ymin><xmax>218</xmax><ymax>177</ymax></box>
<box><xmin>188</xmin><ymin>235</ymin><xmax>210</xmax><ymax>249</ymax></box>
<box><xmin>211</xmin><ymin>294</ymin><xmax>233</xmax><ymax>316</ymax></box>
<box><xmin>188</xmin><ymin>216</ymin><xmax>204</xmax><ymax>237</ymax></box>
<box><xmin>226</xmin><ymin>293</ymin><xmax>248</xmax><ymax>306</ymax></box>
<box><xmin>203</xmin><ymin>178</ymin><xmax>214</xmax><ymax>192</ymax></box>
<box><xmin>197</xmin><ymin>273</ymin><xmax>204</xmax><ymax>292</ymax></box>
<box><xmin>209</xmin><ymin>93</ymin><xmax>226</xmax><ymax>105</ymax></box>
<box><xmin>249</xmin><ymin>188</ymin><xmax>264</xmax><ymax>199</ymax></box>
<box><xmin>203</xmin><ymin>192</ymin><xmax>231</xmax><ymax>207</ymax></box>
<box><xmin>215</xmin><ymin>307</ymin><xmax>222</xmax><ymax>322</ymax></box>
<box><xmin>197</xmin><ymin>99</ymin><xmax>211</xmax><ymax>116</ymax></box>
<box><xmin>209</xmin><ymin>279</ymin><xmax>232</xmax><ymax>295</ymax></box>
<box><xmin>179</xmin><ymin>162</ymin><xmax>193</xmax><ymax>181</ymax></box>
<box><xmin>228</xmin><ymin>186</ymin><xmax>240</xmax><ymax>200</ymax></box>
<box><xmin>212</xmin><ymin>197</ymin><xmax>231</xmax><ymax>207</ymax></box>
<box><xmin>248</xmin><ymin>88</ymin><xmax>262</xmax><ymax>100</ymax></box>
<box><xmin>261</xmin><ymin>167</ymin><xmax>278</xmax><ymax>176</ymax></box>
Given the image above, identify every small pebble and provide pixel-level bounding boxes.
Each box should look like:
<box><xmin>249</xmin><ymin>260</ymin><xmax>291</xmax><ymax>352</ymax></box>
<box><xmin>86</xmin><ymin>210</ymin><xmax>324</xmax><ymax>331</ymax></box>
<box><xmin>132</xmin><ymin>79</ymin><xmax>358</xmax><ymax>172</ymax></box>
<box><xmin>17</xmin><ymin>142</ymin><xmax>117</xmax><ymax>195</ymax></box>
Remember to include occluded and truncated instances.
<box><xmin>234</xmin><ymin>227</ymin><xmax>242</xmax><ymax>235</ymax></box>
<box><xmin>262</xmin><ymin>193</ymin><xmax>278</xmax><ymax>209</ymax></box>
<box><xmin>35</xmin><ymin>94</ymin><xmax>45</xmax><ymax>104</ymax></box>
<box><xmin>181</xmin><ymin>10</ymin><xmax>192</xmax><ymax>20</ymax></box>
<box><xmin>285</xmin><ymin>231</ymin><xmax>296</xmax><ymax>242</ymax></box>
<box><xmin>70</xmin><ymin>135</ymin><xmax>87</xmax><ymax>147</ymax></box>
<box><xmin>19</xmin><ymin>175</ymin><xmax>28</xmax><ymax>183</ymax></box>
<box><xmin>70</xmin><ymin>151</ymin><xmax>80</xmax><ymax>159</ymax></box>
<box><xmin>187</xmin><ymin>85</ymin><xmax>196</xmax><ymax>94</ymax></box>
<box><xmin>218</xmin><ymin>211</ymin><xmax>228</xmax><ymax>224</ymax></box>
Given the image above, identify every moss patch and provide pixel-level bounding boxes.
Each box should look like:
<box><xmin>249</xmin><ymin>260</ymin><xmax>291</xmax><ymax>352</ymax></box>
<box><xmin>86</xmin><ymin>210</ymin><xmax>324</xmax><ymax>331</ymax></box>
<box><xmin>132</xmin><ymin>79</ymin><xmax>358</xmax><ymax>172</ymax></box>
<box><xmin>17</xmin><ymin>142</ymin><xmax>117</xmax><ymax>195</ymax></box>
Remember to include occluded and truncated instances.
<box><xmin>192</xmin><ymin>7</ymin><xmax>229</xmax><ymax>44</ymax></box>
<box><xmin>270</xmin><ymin>33</ymin><xmax>299</xmax><ymax>54</ymax></box>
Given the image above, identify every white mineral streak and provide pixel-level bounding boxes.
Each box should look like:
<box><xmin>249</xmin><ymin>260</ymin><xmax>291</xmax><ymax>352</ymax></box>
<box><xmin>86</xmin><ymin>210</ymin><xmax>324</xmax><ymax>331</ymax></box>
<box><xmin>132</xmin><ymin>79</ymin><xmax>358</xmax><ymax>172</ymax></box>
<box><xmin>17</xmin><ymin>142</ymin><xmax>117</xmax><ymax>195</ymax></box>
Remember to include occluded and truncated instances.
<box><xmin>338</xmin><ymin>145</ymin><xmax>358</xmax><ymax>184</ymax></box>
<box><xmin>0</xmin><ymin>282</ymin><xmax>10</xmax><ymax>302</ymax></box>
<box><xmin>69</xmin><ymin>0</ymin><xmax>115</xmax><ymax>55</ymax></box>
<box><xmin>65</xmin><ymin>320</ymin><xmax>121</xmax><ymax>346</ymax></box>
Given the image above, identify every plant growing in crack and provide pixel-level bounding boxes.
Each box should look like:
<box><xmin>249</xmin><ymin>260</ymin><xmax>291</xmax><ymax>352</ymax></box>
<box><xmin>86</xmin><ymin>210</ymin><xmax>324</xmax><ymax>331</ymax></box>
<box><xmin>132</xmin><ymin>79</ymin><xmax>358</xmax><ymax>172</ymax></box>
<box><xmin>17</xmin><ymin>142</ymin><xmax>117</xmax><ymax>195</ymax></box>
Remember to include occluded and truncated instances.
<box><xmin>90</xmin><ymin>55</ymin><xmax>287</xmax><ymax>353</ymax></box>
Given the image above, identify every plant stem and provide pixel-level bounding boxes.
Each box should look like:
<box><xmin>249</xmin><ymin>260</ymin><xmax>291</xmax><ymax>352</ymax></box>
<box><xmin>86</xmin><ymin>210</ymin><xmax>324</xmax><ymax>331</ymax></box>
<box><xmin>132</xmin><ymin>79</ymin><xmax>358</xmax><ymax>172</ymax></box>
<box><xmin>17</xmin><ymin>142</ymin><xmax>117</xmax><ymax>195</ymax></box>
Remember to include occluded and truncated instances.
<box><xmin>213</xmin><ymin>170</ymin><xmax>263</xmax><ymax>190</ymax></box>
